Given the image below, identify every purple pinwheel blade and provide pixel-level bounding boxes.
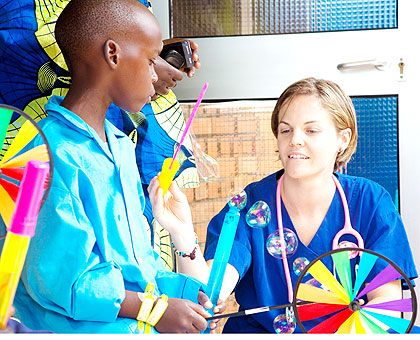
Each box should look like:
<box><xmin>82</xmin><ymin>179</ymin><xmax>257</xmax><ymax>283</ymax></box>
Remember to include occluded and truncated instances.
<box><xmin>362</xmin><ymin>298</ymin><xmax>412</xmax><ymax>313</ymax></box>
<box><xmin>356</xmin><ymin>264</ymin><xmax>400</xmax><ymax>299</ymax></box>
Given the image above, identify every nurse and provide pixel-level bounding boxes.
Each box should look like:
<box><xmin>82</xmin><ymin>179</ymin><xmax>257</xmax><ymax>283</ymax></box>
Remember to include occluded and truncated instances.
<box><xmin>148</xmin><ymin>77</ymin><xmax>417</xmax><ymax>333</ymax></box>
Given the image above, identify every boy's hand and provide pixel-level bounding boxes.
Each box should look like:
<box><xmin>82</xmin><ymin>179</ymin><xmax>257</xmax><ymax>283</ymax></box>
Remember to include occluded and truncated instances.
<box><xmin>154</xmin><ymin>297</ymin><xmax>210</xmax><ymax>333</ymax></box>
<box><xmin>151</xmin><ymin>56</ymin><xmax>183</xmax><ymax>99</ymax></box>
<box><xmin>197</xmin><ymin>291</ymin><xmax>227</xmax><ymax>333</ymax></box>
<box><xmin>148</xmin><ymin>176</ymin><xmax>193</xmax><ymax>239</ymax></box>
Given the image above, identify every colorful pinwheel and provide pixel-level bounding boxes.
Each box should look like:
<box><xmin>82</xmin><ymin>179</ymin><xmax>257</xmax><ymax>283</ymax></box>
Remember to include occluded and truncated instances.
<box><xmin>0</xmin><ymin>104</ymin><xmax>52</xmax><ymax>228</ymax></box>
<box><xmin>293</xmin><ymin>247</ymin><xmax>417</xmax><ymax>334</ymax></box>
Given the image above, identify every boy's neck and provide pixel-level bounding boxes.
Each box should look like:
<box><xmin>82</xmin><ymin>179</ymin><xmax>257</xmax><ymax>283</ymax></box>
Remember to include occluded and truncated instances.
<box><xmin>61</xmin><ymin>87</ymin><xmax>110</xmax><ymax>142</ymax></box>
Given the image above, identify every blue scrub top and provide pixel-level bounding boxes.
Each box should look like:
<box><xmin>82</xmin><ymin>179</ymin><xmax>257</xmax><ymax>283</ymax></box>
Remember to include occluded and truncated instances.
<box><xmin>204</xmin><ymin>170</ymin><xmax>418</xmax><ymax>333</ymax></box>
<box><xmin>12</xmin><ymin>96</ymin><xmax>202</xmax><ymax>333</ymax></box>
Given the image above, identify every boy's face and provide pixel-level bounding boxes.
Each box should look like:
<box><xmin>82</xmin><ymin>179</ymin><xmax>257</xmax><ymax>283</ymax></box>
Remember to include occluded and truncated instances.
<box><xmin>112</xmin><ymin>16</ymin><xmax>162</xmax><ymax>113</ymax></box>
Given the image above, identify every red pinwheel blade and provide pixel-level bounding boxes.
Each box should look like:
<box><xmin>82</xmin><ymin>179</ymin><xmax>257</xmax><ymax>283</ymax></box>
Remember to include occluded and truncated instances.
<box><xmin>0</xmin><ymin>167</ymin><xmax>25</xmax><ymax>182</ymax></box>
<box><xmin>0</xmin><ymin>178</ymin><xmax>20</xmax><ymax>202</ymax></box>
<box><xmin>297</xmin><ymin>303</ymin><xmax>348</xmax><ymax>321</ymax></box>
<box><xmin>308</xmin><ymin>308</ymin><xmax>354</xmax><ymax>333</ymax></box>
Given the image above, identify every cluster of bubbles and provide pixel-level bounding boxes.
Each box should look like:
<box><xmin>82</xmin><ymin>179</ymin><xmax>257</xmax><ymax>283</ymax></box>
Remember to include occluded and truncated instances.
<box><xmin>242</xmin><ymin>198</ymin><xmax>299</xmax><ymax>260</ymax></box>
<box><xmin>242</xmin><ymin>198</ymin><xmax>301</xmax><ymax>333</ymax></box>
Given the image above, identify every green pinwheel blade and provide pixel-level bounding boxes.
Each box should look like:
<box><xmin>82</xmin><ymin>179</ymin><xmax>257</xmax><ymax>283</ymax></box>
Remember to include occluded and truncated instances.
<box><xmin>361</xmin><ymin>309</ymin><xmax>411</xmax><ymax>334</ymax></box>
<box><xmin>0</xmin><ymin>108</ymin><xmax>13</xmax><ymax>153</ymax></box>
<box><xmin>332</xmin><ymin>250</ymin><xmax>352</xmax><ymax>298</ymax></box>
<box><xmin>359</xmin><ymin>310</ymin><xmax>389</xmax><ymax>334</ymax></box>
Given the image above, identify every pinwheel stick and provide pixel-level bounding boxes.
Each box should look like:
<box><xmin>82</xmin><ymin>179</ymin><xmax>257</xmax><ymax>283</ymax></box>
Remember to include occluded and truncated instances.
<box><xmin>206</xmin><ymin>301</ymin><xmax>312</xmax><ymax>321</ymax></box>
<box><xmin>158</xmin><ymin>83</ymin><xmax>208</xmax><ymax>195</ymax></box>
<box><xmin>169</xmin><ymin>82</ymin><xmax>208</xmax><ymax>169</ymax></box>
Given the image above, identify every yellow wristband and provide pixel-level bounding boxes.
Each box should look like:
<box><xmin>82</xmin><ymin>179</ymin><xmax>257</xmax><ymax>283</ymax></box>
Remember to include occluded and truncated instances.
<box><xmin>136</xmin><ymin>283</ymin><xmax>155</xmax><ymax>322</ymax></box>
<box><xmin>146</xmin><ymin>294</ymin><xmax>168</xmax><ymax>326</ymax></box>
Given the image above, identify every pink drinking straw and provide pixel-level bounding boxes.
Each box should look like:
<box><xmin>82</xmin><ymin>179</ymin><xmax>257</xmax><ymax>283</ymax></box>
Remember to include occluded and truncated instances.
<box><xmin>169</xmin><ymin>82</ymin><xmax>208</xmax><ymax>169</ymax></box>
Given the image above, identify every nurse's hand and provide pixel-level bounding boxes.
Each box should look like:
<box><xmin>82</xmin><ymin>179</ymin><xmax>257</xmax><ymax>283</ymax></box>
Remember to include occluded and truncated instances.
<box><xmin>147</xmin><ymin>176</ymin><xmax>194</xmax><ymax>241</ymax></box>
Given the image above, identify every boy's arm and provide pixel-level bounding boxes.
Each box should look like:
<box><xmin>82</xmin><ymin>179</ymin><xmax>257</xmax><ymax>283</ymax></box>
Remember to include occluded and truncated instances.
<box><xmin>21</xmin><ymin>187</ymin><xmax>125</xmax><ymax>323</ymax></box>
<box><xmin>119</xmin><ymin>290</ymin><xmax>212</xmax><ymax>333</ymax></box>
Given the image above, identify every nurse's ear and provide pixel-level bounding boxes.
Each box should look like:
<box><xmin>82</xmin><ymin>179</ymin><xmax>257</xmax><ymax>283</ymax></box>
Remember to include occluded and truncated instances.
<box><xmin>338</xmin><ymin>128</ymin><xmax>351</xmax><ymax>153</ymax></box>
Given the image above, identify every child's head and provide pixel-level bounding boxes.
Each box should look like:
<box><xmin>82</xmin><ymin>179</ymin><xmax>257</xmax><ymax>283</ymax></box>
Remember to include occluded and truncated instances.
<box><xmin>55</xmin><ymin>0</ymin><xmax>162</xmax><ymax>112</ymax></box>
<box><xmin>271</xmin><ymin>77</ymin><xmax>358</xmax><ymax>172</ymax></box>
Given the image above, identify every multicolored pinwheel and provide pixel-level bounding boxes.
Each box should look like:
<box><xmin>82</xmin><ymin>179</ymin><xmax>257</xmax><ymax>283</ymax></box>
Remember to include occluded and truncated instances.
<box><xmin>293</xmin><ymin>247</ymin><xmax>417</xmax><ymax>334</ymax></box>
<box><xmin>0</xmin><ymin>104</ymin><xmax>52</xmax><ymax>229</ymax></box>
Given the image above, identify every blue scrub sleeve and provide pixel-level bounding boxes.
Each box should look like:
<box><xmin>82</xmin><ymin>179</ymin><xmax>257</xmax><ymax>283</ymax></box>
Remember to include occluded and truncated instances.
<box><xmin>204</xmin><ymin>203</ymin><xmax>253</xmax><ymax>280</ymax></box>
<box><xmin>361</xmin><ymin>183</ymin><xmax>418</xmax><ymax>285</ymax></box>
<box><xmin>21</xmin><ymin>187</ymin><xmax>126</xmax><ymax>323</ymax></box>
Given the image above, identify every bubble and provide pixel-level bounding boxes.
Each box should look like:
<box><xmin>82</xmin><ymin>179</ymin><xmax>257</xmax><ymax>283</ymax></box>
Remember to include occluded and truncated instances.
<box><xmin>337</xmin><ymin>241</ymin><xmax>359</xmax><ymax>259</ymax></box>
<box><xmin>273</xmin><ymin>314</ymin><xmax>296</xmax><ymax>334</ymax></box>
<box><xmin>190</xmin><ymin>129</ymin><xmax>220</xmax><ymax>182</ymax></box>
<box><xmin>227</xmin><ymin>189</ymin><xmax>247</xmax><ymax>210</ymax></box>
<box><xmin>293</xmin><ymin>257</ymin><xmax>309</xmax><ymax>276</ymax></box>
<box><xmin>305</xmin><ymin>278</ymin><xmax>329</xmax><ymax>291</ymax></box>
<box><xmin>245</xmin><ymin>201</ymin><xmax>271</xmax><ymax>228</ymax></box>
<box><xmin>266</xmin><ymin>228</ymin><xmax>298</xmax><ymax>259</ymax></box>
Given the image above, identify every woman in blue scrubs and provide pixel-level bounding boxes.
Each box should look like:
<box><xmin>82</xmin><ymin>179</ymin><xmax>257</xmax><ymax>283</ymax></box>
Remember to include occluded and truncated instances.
<box><xmin>149</xmin><ymin>77</ymin><xmax>417</xmax><ymax>333</ymax></box>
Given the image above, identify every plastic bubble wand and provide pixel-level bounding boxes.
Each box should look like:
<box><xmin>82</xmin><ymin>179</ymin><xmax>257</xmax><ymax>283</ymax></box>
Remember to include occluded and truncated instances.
<box><xmin>202</xmin><ymin>191</ymin><xmax>247</xmax><ymax>333</ymax></box>
<box><xmin>158</xmin><ymin>82</ymin><xmax>208</xmax><ymax>194</ymax></box>
<box><xmin>0</xmin><ymin>160</ymin><xmax>49</xmax><ymax>328</ymax></box>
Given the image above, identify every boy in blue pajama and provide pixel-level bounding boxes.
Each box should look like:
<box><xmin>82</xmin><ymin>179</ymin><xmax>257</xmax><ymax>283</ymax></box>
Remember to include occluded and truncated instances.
<box><xmin>15</xmin><ymin>98</ymin><xmax>205</xmax><ymax>333</ymax></box>
<box><xmin>11</xmin><ymin>0</ymin><xmax>220</xmax><ymax>334</ymax></box>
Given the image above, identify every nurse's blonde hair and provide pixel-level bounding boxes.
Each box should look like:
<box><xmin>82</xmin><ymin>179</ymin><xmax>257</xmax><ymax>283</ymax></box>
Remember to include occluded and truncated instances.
<box><xmin>271</xmin><ymin>77</ymin><xmax>358</xmax><ymax>172</ymax></box>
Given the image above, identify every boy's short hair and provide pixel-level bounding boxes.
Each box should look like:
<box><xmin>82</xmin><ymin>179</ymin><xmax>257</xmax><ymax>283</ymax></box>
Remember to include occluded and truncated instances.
<box><xmin>271</xmin><ymin>77</ymin><xmax>358</xmax><ymax>172</ymax></box>
<box><xmin>55</xmin><ymin>0</ymin><xmax>149</xmax><ymax>73</ymax></box>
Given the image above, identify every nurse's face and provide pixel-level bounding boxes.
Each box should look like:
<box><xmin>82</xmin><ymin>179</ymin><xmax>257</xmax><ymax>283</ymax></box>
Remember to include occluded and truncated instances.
<box><xmin>276</xmin><ymin>95</ymin><xmax>345</xmax><ymax>180</ymax></box>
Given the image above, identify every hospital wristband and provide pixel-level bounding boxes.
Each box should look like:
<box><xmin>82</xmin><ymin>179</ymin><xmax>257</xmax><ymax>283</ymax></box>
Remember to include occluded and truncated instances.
<box><xmin>146</xmin><ymin>294</ymin><xmax>169</xmax><ymax>326</ymax></box>
<box><xmin>136</xmin><ymin>283</ymin><xmax>155</xmax><ymax>322</ymax></box>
